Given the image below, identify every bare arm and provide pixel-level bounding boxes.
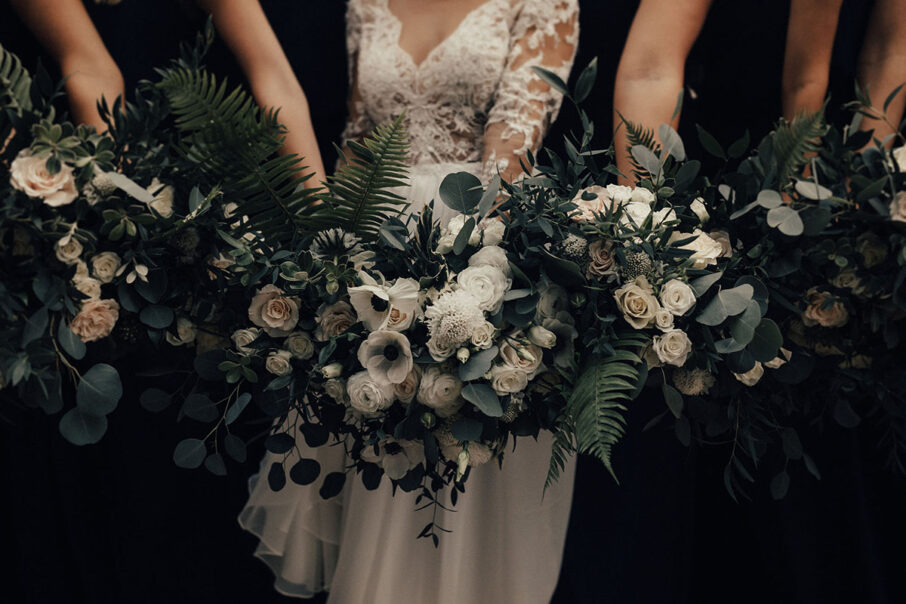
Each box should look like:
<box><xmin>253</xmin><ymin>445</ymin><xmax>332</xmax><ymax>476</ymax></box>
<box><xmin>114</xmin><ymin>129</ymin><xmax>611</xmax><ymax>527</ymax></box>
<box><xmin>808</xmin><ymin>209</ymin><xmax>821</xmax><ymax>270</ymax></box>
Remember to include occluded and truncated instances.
<box><xmin>613</xmin><ymin>0</ymin><xmax>712</xmax><ymax>184</ymax></box>
<box><xmin>197</xmin><ymin>0</ymin><xmax>326</xmax><ymax>184</ymax></box>
<box><xmin>781</xmin><ymin>0</ymin><xmax>843</xmax><ymax>119</ymax></box>
<box><xmin>857</xmin><ymin>0</ymin><xmax>906</xmax><ymax>145</ymax></box>
<box><xmin>9</xmin><ymin>0</ymin><xmax>124</xmax><ymax>131</ymax></box>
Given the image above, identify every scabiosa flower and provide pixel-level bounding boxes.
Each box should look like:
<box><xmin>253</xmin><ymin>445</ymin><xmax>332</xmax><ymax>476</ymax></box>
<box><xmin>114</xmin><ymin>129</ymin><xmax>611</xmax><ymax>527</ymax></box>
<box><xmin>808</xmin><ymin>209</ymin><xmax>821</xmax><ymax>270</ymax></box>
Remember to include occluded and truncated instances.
<box><xmin>672</xmin><ymin>367</ymin><xmax>716</xmax><ymax>396</ymax></box>
<box><xmin>424</xmin><ymin>290</ymin><xmax>485</xmax><ymax>347</ymax></box>
<box><xmin>559</xmin><ymin>233</ymin><xmax>589</xmax><ymax>263</ymax></box>
<box><xmin>310</xmin><ymin>228</ymin><xmax>363</xmax><ymax>260</ymax></box>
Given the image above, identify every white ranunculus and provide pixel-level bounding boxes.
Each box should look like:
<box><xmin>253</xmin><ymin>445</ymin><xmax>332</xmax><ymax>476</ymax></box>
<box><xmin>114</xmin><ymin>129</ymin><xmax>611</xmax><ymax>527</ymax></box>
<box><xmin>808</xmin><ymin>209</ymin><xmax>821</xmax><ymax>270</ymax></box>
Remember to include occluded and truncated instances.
<box><xmin>323</xmin><ymin>378</ymin><xmax>347</xmax><ymax>404</ymax></box>
<box><xmin>690</xmin><ymin>197</ymin><xmax>710</xmax><ymax>223</ymax></box>
<box><xmin>734</xmin><ymin>362</ymin><xmax>764</xmax><ymax>386</ymax></box>
<box><xmin>630</xmin><ymin>186</ymin><xmax>656</xmax><ymax>204</ymax></box>
<box><xmin>348</xmin><ymin>272</ymin><xmax>420</xmax><ymax>331</ymax></box>
<box><xmin>456</xmin><ymin>264</ymin><xmax>511</xmax><ymax>313</ymax></box>
<box><xmin>528</xmin><ymin>325</ymin><xmax>557</xmax><ymax>349</ymax></box>
<box><xmin>479</xmin><ymin>217</ymin><xmax>506</xmax><ymax>246</ymax></box>
<box><xmin>231</xmin><ymin>328</ymin><xmax>261</xmax><ymax>354</ymax></box>
<box><xmin>890</xmin><ymin>191</ymin><xmax>906</xmax><ymax>223</ymax></box>
<box><xmin>347</xmin><ymin>370</ymin><xmax>396</xmax><ymax>416</ymax></box>
<box><xmin>90</xmin><ymin>251</ymin><xmax>122</xmax><ymax>284</ymax></box>
<box><xmin>659</xmin><ymin>279</ymin><xmax>696</xmax><ymax>316</ymax></box>
<box><xmin>147</xmin><ymin>178</ymin><xmax>175</xmax><ymax>218</ymax></box>
<box><xmin>468</xmin><ymin>245</ymin><xmax>511</xmax><ymax>277</ymax></box>
<box><xmin>535</xmin><ymin>281</ymin><xmax>569</xmax><ymax>321</ymax></box>
<box><xmin>614</xmin><ymin>276</ymin><xmax>660</xmax><ymax>329</ymax></box>
<box><xmin>489</xmin><ymin>364</ymin><xmax>529</xmax><ymax>395</ymax></box>
<box><xmin>265</xmin><ymin>349</ymin><xmax>293</xmax><ymax>376</ymax></box>
<box><xmin>357</xmin><ymin>330</ymin><xmax>414</xmax><ymax>385</ymax></box>
<box><xmin>654</xmin><ymin>308</ymin><xmax>675</xmax><ymax>332</ymax></box>
<box><xmin>606</xmin><ymin>184</ymin><xmax>634</xmax><ymax>204</ymax></box>
<box><xmin>436</xmin><ymin>214</ymin><xmax>481</xmax><ymax>253</ymax></box>
<box><xmin>416</xmin><ymin>367</ymin><xmax>463</xmax><ymax>418</ymax></box>
<box><xmin>10</xmin><ymin>149</ymin><xmax>78</xmax><ymax>207</ymax></box>
<box><xmin>73</xmin><ymin>275</ymin><xmax>102</xmax><ymax>300</ymax></box>
<box><xmin>284</xmin><ymin>331</ymin><xmax>315</xmax><ymax>360</ymax></box>
<box><xmin>670</xmin><ymin>229</ymin><xmax>724</xmax><ymax>269</ymax></box>
<box><xmin>165</xmin><ymin>317</ymin><xmax>197</xmax><ymax>347</ymax></box>
<box><xmin>652</xmin><ymin>329</ymin><xmax>692</xmax><ymax>367</ymax></box>
<box><xmin>470</xmin><ymin>321</ymin><xmax>497</xmax><ymax>350</ymax></box>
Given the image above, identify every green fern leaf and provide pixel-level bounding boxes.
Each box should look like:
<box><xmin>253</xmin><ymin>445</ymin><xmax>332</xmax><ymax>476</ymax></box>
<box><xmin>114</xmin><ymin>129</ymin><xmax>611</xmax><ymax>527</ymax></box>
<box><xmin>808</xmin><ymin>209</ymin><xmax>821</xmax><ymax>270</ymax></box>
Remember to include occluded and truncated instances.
<box><xmin>308</xmin><ymin>115</ymin><xmax>411</xmax><ymax>240</ymax></box>
<box><xmin>0</xmin><ymin>44</ymin><xmax>33</xmax><ymax>116</ymax></box>
<box><xmin>772</xmin><ymin>110</ymin><xmax>827</xmax><ymax>188</ymax></box>
<box><xmin>545</xmin><ymin>413</ymin><xmax>577</xmax><ymax>493</ymax></box>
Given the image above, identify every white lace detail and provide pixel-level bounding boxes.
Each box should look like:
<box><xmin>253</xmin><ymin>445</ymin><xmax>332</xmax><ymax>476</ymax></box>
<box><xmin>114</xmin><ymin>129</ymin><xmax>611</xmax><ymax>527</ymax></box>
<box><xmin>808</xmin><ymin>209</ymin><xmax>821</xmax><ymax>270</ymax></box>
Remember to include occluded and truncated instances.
<box><xmin>342</xmin><ymin>0</ymin><xmax>579</xmax><ymax>181</ymax></box>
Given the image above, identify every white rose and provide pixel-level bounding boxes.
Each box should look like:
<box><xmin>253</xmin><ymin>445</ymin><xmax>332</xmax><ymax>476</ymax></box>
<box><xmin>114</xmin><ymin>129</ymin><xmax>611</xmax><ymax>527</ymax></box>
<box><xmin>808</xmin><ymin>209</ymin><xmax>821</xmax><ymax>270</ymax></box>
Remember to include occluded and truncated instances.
<box><xmin>690</xmin><ymin>197</ymin><xmax>710</xmax><ymax>223</ymax></box>
<box><xmin>321</xmin><ymin>362</ymin><xmax>343</xmax><ymax>379</ymax></box>
<box><xmin>55</xmin><ymin>236</ymin><xmax>83</xmax><ymax>265</ymax></box>
<box><xmin>489</xmin><ymin>364</ymin><xmax>529</xmax><ymax>395</ymax></box>
<box><xmin>734</xmin><ymin>362</ymin><xmax>765</xmax><ymax>386</ymax></box>
<box><xmin>456</xmin><ymin>264</ymin><xmax>511</xmax><ymax>313</ymax></box>
<box><xmin>536</xmin><ymin>282</ymin><xmax>569</xmax><ymax>321</ymax></box>
<box><xmin>72</xmin><ymin>276</ymin><xmax>102</xmax><ymax>300</ymax></box>
<box><xmin>90</xmin><ymin>252</ymin><xmax>122</xmax><ymax>284</ymax></box>
<box><xmin>654</xmin><ymin>308</ymin><xmax>675</xmax><ymax>332</ymax></box>
<box><xmin>606</xmin><ymin>184</ymin><xmax>634</xmax><ymax>204</ymax></box>
<box><xmin>231</xmin><ymin>328</ymin><xmax>261</xmax><ymax>354</ymax></box>
<box><xmin>323</xmin><ymin>379</ymin><xmax>347</xmax><ymax>404</ymax></box>
<box><xmin>417</xmin><ymin>367</ymin><xmax>463</xmax><ymax>418</ymax></box>
<box><xmin>165</xmin><ymin>317</ymin><xmax>197</xmax><ymax>347</ymax></box>
<box><xmin>479</xmin><ymin>217</ymin><xmax>506</xmax><ymax>246</ymax></box>
<box><xmin>499</xmin><ymin>336</ymin><xmax>543</xmax><ymax>378</ymax></box>
<box><xmin>248</xmin><ymin>284</ymin><xmax>300</xmax><ymax>337</ymax></box>
<box><xmin>427</xmin><ymin>335</ymin><xmax>457</xmax><ymax>361</ymax></box>
<box><xmin>470</xmin><ymin>321</ymin><xmax>496</xmax><ymax>350</ymax></box>
<box><xmin>393</xmin><ymin>366</ymin><xmax>421</xmax><ymax>404</ymax></box>
<box><xmin>890</xmin><ymin>191</ymin><xmax>906</xmax><ymax>223</ymax></box>
<box><xmin>347</xmin><ymin>370</ymin><xmax>396</xmax><ymax>416</ymax></box>
<box><xmin>147</xmin><ymin>178</ymin><xmax>175</xmax><ymax>218</ymax></box>
<box><xmin>614</xmin><ymin>276</ymin><xmax>660</xmax><ymax>329</ymax></box>
<box><xmin>892</xmin><ymin>146</ymin><xmax>906</xmax><ymax>171</ymax></box>
<box><xmin>652</xmin><ymin>329</ymin><xmax>692</xmax><ymax>367</ymax></box>
<box><xmin>670</xmin><ymin>229</ymin><xmax>724</xmax><ymax>269</ymax></box>
<box><xmin>630</xmin><ymin>186</ymin><xmax>656</xmax><ymax>204</ymax></box>
<box><xmin>284</xmin><ymin>331</ymin><xmax>315</xmax><ymax>360</ymax></box>
<box><xmin>652</xmin><ymin>207</ymin><xmax>678</xmax><ymax>227</ymax></box>
<box><xmin>9</xmin><ymin>149</ymin><xmax>78</xmax><ymax>207</ymax></box>
<box><xmin>468</xmin><ymin>245</ymin><xmax>511</xmax><ymax>277</ymax></box>
<box><xmin>528</xmin><ymin>325</ymin><xmax>557</xmax><ymax>349</ymax></box>
<box><xmin>314</xmin><ymin>301</ymin><xmax>356</xmax><ymax>341</ymax></box>
<box><xmin>659</xmin><ymin>279</ymin><xmax>696</xmax><ymax>316</ymax></box>
<box><xmin>436</xmin><ymin>214</ymin><xmax>480</xmax><ymax>253</ymax></box>
<box><xmin>619</xmin><ymin>201</ymin><xmax>652</xmax><ymax>229</ymax></box>
<box><xmin>708</xmin><ymin>230</ymin><xmax>734</xmax><ymax>258</ymax></box>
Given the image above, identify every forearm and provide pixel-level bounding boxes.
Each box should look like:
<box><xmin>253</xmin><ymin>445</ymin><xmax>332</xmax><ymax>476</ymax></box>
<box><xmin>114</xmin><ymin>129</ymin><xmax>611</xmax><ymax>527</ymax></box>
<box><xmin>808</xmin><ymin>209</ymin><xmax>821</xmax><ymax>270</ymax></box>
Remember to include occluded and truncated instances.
<box><xmin>199</xmin><ymin>0</ymin><xmax>325</xmax><ymax>182</ymax></box>
<box><xmin>781</xmin><ymin>0</ymin><xmax>842</xmax><ymax>119</ymax></box>
<box><xmin>856</xmin><ymin>0</ymin><xmax>906</xmax><ymax>145</ymax></box>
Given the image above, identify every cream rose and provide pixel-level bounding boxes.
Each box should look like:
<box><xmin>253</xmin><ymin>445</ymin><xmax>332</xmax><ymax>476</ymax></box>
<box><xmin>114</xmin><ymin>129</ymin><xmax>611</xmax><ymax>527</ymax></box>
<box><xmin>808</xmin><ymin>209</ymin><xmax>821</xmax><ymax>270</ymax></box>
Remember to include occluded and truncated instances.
<box><xmin>468</xmin><ymin>245</ymin><xmax>511</xmax><ymax>277</ymax></box>
<box><xmin>659</xmin><ymin>279</ymin><xmax>696</xmax><ymax>316</ymax></box>
<box><xmin>630</xmin><ymin>186</ymin><xmax>656</xmax><ymax>204</ymax></box>
<box><xmin>265</xmin><ymin>350</ymin><xmax>293</xmax><ymax>376</ymax></box>
<box><xmin>670</xmin><ymin>229</ymin><xmax>724</xmax><ymax>269</ymax></box>
<box><xmin>489</xmin><ymin>364</ymin><xmax>530</xmax><ymax>395</ymax></box>
<box><xmin>416</xmin><ymin>367</ymin><xmax>464</xmax><ymax>418</ymax></box>
<box><xmin>165</xmin><ymin>317</ymin><xmax>197</xmax><ymax>347</ymax></box>
<box><xmin>470</xmin><ymin>321</ymin><xmax>497</xmax><ymax>350</ymax></box>
<box><xmin>690</xmin><ymin>197</ymin><xmax>710</xmax><ymax>223</ymax></box>
<box><xmin>284</xmin><ymin>331</ymin><xmax>315</xmax><ymax>360</ymax></box>
<box><xmin>393</xmin><ymin>365</ymin><xmax>421</xmax><ymax>404</ymax></box>
<box><xmin>231</xmin><ymin>328</ymin><xmax>261</xmax><ymax>354</ymax></box>
<box><xmin>55</xmin><ymin>236</ymin><xmax>83</xmax><ymax>265</ymax></box>
<box><xmin>456</xmin><ymin>264</ymin><xmax>511</xmax><ymax>313</ymax></box>
<box><xmin>586</xmin><ymin>239</ymin><xmax>616</xmax><ymax>279</ymax></box>
<box><xmin>734</xmin><ymin>362</ymin><xmax>765</xmax><ymax>386</ymax></box>
<box><xmin>654</xmin><ymin>308</ymin><xmax>675</xmax><ymax>332</ymax></box>
<box><xmin>764</xmin><ymin>347</ymin><xmax>792</xmax><ymax>369</ymax></box>
<box><xmin>73</xmin><ymin>276</ymin><xmax>102</xmax><ymax>300</ymax></box>
<box><xmin>479</xmin><ymin>217</ymin><xmax>506</xmax><ymax>246</ymax></box>
<box><xmin>499</xmin><ymin>337</ymin><xmax>543</xmax><ymax>377</ymax></box>
<box><xmin>248</xmin><ymin>285</ymin><xmax>300</xmax><ymax>337</ymax></box>
<box><xmin>802</xmin><ymin>289</ymin><xmax>848</xmax><ymax>328</ymax></box>
<box><xmin>619</xmin><ymin>201</ymin><xmax>652</xmax><ymax>229</ymax></box>
<box><xmin>70</xmin><ymin>298</ymin><xmax>120</xmax><ymax>343</ymax></box>
<box><xmin>606</xmin><ymin>184</ymin><xmax>634</xmax><ymax>204</ymax></box>
<box><xmin>9</xmin><ymin>149</ymin><xmax>78</xmax><ymax>207</ymax></box>
<box><xmin>427</xmin><ymin>335</ymin><xmax>457</xmax><ymax>361</ymax></box>
<box><xmin>528</xmin><ymin>325</ymin><xmax>557</xmax><ymax>349</ymax></box>
<box><xmin>314</xmin><ymin>301</ymin><xmax>356</xmax><ymax>341</ymax></box>
<box><xmin>536</xmin><ymin>282</ymin><xmax>569</xmax><ymax>321</ymax></box>
<box><xmin>90</xmin><ymin>252</ymin><xmax>122</xmax><ymax>284</ymax></box>
<box><xmin>708</xmin><ymin>230</ymin><xmax>733</xmax><ymax>258</ymax></box>
<box><xmin>147</xmin><ymin>178</ymin><xmax>175</xmax><ymax>218</ymax></box>
<box><xmin>323</xmin><ymin>378</ymin><xmax>347</xmax><ymax>404</ymax></box>
<box><xmin>857</xmin><ymin>232</ymin><xmax>887</xmax><ymax>268</ymax></box>
<box><xmin>614</xmin><ymin>276</ymin><xmax>660</xmax><ymax>329</ymax></box>
<box><xmin>889</xmin><ymin>191</ymin><xmax>906</xmax><ymax>223</ymax></box>
<box><xmin>652</xmin><ymin>329</ymin><xmax>693</xmax><ymax>367</ymax></box>
<box><xmin>893</xmin><ymin>146</ymin><xmax>906</xmax><ymax>171</ymax></box>
<box><xmin>347</xmin><ymin>371</ymin><xmax>395</xmax><ymax>416</ymax></box>
<box><xmin>321</xmin><ymin>363</ymin><xmax>343</xmax><ymax>379</ymax></box>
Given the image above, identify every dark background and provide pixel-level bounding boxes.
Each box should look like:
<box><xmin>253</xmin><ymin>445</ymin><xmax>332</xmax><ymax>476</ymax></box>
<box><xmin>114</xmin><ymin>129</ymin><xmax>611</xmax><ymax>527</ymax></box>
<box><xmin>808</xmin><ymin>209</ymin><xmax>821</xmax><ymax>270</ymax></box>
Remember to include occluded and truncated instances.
<box><xmin>1</xmin><ymin>1</ymin><xmax>903</xmax><ymax>603</ymax></box>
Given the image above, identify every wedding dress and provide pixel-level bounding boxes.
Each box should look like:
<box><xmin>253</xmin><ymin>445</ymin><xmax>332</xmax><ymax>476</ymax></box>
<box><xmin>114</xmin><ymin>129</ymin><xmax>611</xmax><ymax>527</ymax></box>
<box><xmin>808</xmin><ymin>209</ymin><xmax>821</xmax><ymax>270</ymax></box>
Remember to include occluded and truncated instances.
<box><xmin>240</xmin><ymin>1</ymin><xmax>579</xmax><ymax>602</ymax></box>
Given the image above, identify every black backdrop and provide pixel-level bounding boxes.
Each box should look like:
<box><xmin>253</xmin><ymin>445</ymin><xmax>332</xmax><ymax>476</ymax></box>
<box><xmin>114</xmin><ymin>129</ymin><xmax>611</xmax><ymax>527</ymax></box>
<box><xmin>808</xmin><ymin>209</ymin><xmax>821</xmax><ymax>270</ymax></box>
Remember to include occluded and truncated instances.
<box><xmin>1</xmin><ymin>1</ymin><xmax>904</xmax><ymax>603</ymax></box>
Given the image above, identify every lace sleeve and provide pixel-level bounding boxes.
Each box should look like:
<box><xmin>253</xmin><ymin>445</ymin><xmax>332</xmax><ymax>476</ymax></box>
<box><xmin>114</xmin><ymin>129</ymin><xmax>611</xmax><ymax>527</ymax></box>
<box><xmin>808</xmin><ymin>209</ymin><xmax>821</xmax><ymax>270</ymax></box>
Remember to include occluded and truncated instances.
<box><xmin>340</xmin><ymin>0</ymin><xmax>376</xmax><ymax>149</ymax></box>
<box><xmin>483</xmin><ymin>0</ymin><xmax>579</xmax><ymax>181</ymax></box>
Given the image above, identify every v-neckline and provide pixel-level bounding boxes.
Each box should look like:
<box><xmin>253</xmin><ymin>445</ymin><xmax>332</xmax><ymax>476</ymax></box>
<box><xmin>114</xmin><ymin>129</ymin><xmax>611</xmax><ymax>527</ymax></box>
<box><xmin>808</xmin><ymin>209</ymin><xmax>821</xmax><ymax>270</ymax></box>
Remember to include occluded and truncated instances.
<box><xmin>383</xmin><ymin>0</ymin><xmax>499</xmax><ymax>70</ymax></box>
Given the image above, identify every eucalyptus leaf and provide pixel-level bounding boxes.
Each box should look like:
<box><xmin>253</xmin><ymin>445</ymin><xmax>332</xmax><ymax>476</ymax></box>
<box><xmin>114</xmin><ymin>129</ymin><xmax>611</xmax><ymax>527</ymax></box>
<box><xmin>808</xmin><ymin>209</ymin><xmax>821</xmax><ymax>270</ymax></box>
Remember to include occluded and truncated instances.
<box><xmin>439</xmin><ymin>171</ymin><xmax>482</xmax><ymax>213</ymax></box>
<box><xmin>76</xmin><ymin>363</ymin><xmax>122</xmax><ymax>416</ymax></box>
<box><xmin>59</xmin><ymin>408</ymin><xmax>108</xmax><ymax>446</ymax></box>
<box><xmin>451</xmin><ymin>417</ymin><xmax>484</xmax><ymax>442</ymax></box>
<box><xmin>173</xmin><ymin>438</ymin><xmax>207</xmax><ymax>469</ymax></box>
<box><xmin>658</xmin><ymin>123</ymin><xmax>686</xmax><ymax>161</ymax></box>
<box><xmin>662</xmin><ymin>383</ymin><xmax>684</xmax><ymax>418</ymax></box>
<box><xmin>461</xmin><ymin>383</ymin><xmax>503</xmax><ymax>417</ymax></box>
<box><xmin>748</xmin><ymin>319</ymin><xmax>783</xmax><ymax>362</ymax></box>
<box><xmin>794</xmin><ymin>179</ymin><xmax>833</xmax><ymax>200</ymax></box>
<box><xmin>57</xmin><ymin>320</ymin><xmax>86</xmax><ymax>360</ymax></box>
<box><xmin>766</xmin><ymin>206</ymin><xmax>804</xmax><ymax>236</ymax></box>
<box><xmin>458</xmin><ymin>346</ymin><xmax>499</xmax><ymax>382</ymax></box>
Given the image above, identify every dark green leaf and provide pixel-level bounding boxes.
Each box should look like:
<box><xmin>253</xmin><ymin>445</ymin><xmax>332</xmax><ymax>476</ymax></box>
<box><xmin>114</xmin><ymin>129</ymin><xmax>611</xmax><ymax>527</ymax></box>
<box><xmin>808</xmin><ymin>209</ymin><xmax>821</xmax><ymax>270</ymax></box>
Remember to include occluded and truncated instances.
<box><xmin>139</xmin><ymin>305</ymin><xmax>174</xmax><ymax>329</ymax></box>
<box><xmin>439</xmin><ymin>171</ymin><xmax>482</xmax><ymax>213</ymax></box>
<box><xmin>59</xmin><ymin>408</ymin><xmax>108</xmax><ymax>445</ymax></box>
<box><xmin>268</xmin><ymin>462</ymin><xmax>287</xmax><ymax>491</ymax></box>
<box><xmin>57</xmin><ymin>320</ymin><xmax>86</xmax><ymax>360</ymax></box>
<box><xmin>265</xmin><ymin>432</ymin><xmax>295</xmax><ymax>454</ymax></box>
<box><xmin>76</xmin><ymin>363</ymin><xmax>122</xmax><ymax>416</ymax></box>
<box><xmin>833</xmin><ymin>399</ymin><xmax>861</xmax><ymax>428</ymax></box>
<box><xmin>319</xmin><ymin>471</ymin><xmax>346</xmax><ymax>499</ymax></box>
<box><xmin>748</xmin><ymin>319</ymin><xmax>783</xmax><ymax>362</ymax></box>
<box><xmin>461</xmin><ymin>383</ymin><xmax>503</xmax><ymax>417</ymax></box>
<box><xmin>770</xmin><ymin>471</ymin><xmax>790</xmax><ymax>500</ymax></box>
<box><xmin>290</xmin><ymin>458</ymin><xmax>321</xmax><ymax>485</ymax></box>
<box><xmin>22</xmin><ymin>307</ymin><xmax>48</xmax><ymax>347</ymax></box>
<box><xmin>458</xmin><ymin>346</ymin><xmax>499</xmax><ymax>382</ymax></box>
<box><xmin>451</xmin><ymin>417</ymin><xmax>484</xmax><ymax>442</ymax></box>
<box><xmin>453</xmin><ymin>217</ymin><xmax>476</xmax><ymax>255</ymax></box>
<box><xmin>225</xmin><ymin>392</ymin><xmax>252</xmax><ymax>425</ymax></box>
<box><xmin>173</xmin><ymin>438</ymin><xmax>207</xmax><ymax>469</ymax></box>
<box><xmin>224</xmin><ymin>434</ymin><xmax>247</xmax><ymax>463</ymax></box>
<box><xmin>696</xmin><ymin>125</ymin><xmax>725</xmax><ymax>159</ymax></box>
<box><xmin>662</xmin><ymin>383</ymin><xmax>684</xmax><ymax>418</ymax></box>
<box><xmin>139</xmin><ymin>388</ymin><xmax>172</xmax><ymax>413</ymax></box>
<box><xmin>204</xmin><ymin>453</ymin><xmax>227</xmax><ymax>476</ymax></box>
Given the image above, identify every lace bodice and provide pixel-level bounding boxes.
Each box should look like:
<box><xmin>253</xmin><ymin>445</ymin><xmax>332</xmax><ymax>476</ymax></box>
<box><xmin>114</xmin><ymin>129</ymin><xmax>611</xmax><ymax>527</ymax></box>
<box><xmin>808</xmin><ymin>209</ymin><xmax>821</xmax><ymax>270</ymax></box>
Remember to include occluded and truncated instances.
<box><xmin>343</xmin><ymin>0</ymin><xmax>579</xmax><ymax>179</ymax></box>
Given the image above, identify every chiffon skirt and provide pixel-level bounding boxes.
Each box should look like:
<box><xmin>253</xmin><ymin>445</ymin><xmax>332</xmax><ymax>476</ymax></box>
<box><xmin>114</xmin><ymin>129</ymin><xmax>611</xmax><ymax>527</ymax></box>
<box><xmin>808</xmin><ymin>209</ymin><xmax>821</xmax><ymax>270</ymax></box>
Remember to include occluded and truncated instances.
<box><xmin>239</xmin><ymin>161</ymin><xmax>577</xmax><ymax>603</ymax></box>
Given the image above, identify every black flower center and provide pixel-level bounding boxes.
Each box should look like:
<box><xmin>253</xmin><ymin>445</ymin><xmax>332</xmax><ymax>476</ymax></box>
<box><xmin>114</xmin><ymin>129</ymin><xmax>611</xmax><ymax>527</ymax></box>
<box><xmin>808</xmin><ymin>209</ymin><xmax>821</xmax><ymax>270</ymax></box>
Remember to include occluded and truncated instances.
<box><xmin>370</xmin><ymin>294</ymin><xmax>389</xmax><ymax>312</ymax></box>
<box><xmin>383</xmin><ymin>344</ymin><xmax>399</xmax><ymax>361</ymax></box>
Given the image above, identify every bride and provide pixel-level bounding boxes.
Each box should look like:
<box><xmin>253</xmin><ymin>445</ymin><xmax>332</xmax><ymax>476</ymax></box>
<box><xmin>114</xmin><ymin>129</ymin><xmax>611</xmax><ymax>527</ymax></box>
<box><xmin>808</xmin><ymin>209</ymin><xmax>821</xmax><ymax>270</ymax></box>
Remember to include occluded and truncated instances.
<box><xmin>240</xmin><ymin>1</ymin><xmax>579</xmax><ymax>602</ymax></box>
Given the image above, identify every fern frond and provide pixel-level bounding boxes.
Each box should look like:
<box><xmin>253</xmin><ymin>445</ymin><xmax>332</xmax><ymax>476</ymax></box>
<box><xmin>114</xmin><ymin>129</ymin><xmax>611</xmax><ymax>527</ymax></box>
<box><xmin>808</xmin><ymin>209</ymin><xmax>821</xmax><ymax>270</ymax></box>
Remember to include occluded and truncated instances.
<box><xmin>157</xmin><ymin>67</ymin><xmax>318</xmax><ymax>249</ymax></box>
<box><xmin>0</xmin><ymin>44</ymin><xmax>33</xmax><ymax>116</ymax></box>
<box><xmin>616</xmin><ymin>112</ymin><xmax>660</xmax><ymax>181</ymax></box>
<box><xmin>773</xmin><ymin>110</ymin><xmax>827</xmax><ymax>188</ymax></box>
<box><xmin>307</xmin><ymin>116</ymin><xmax>411</xmax><ymax>240</ymax></box>
<box><xmin>545</xmin><ymin>412</ymin><xmax>577</xmax><ymax>492</ymax></box>
<box><xmin>567</xmin><ymin>332</ymin><xmax>649</xmax><ymax>482</ymax></box>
